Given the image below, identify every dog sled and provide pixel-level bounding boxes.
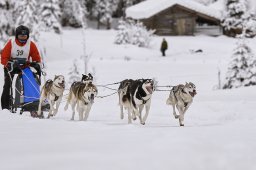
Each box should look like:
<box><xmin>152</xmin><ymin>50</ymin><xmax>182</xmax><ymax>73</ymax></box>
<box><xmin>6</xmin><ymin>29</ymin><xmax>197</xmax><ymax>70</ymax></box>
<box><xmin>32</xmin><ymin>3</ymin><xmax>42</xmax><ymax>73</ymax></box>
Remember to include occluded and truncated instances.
<box><xmin>8</xmin><ymin>58</ymin><xmax>49</xmax><ymax>117</ymax></box>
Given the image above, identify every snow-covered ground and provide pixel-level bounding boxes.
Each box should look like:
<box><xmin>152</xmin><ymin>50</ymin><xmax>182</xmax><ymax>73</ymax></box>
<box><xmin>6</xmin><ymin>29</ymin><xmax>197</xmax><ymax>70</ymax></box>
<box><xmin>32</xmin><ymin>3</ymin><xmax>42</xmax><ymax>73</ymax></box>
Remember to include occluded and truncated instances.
<box><xmin>0</xmin><ymin>29</ymin><xmax>256</xmax><ymax>170</ymax></box>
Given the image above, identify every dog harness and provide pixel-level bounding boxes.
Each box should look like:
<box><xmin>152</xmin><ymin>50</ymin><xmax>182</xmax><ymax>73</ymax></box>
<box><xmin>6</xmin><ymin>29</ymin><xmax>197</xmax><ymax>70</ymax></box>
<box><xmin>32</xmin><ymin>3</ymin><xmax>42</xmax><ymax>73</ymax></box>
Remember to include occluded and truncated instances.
<box><xmin>138</xmin><ymin>93</ymin><xmax>149</xmax><ymax>104</ymax></box>
<box><xmin>51</xmin><ymin>84</ymin><xmax>64</xmax><ymax>101</ymax></box>
<box><xmin>173</xmin><ymin>88</ymin><xmax>189</xmax><ymax>107</ymax></box>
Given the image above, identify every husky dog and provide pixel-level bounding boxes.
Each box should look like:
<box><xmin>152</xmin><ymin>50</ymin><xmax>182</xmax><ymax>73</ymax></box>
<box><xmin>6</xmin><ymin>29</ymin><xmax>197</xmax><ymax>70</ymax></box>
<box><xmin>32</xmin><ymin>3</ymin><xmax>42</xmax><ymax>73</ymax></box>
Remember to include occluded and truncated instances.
<box><xmin>166</xmin><ymin>82</ymin><xmax>197</xmax><ymax>126</ymax></box>
<box><xmin>38</xmin><ymin>75</ymin><xmax>65</xmax><ymax>118</ymax></box>
<box><xmin>118</xmin><ymin>79</ymin><xmax>154</xmax><ymax>125</ymax></box>
<box><xmin>81</xmin><ymin>73</ymin><xmax>93</xmax><ymax>84</ymax></box>
<box><xmin>118</xmin><ymin>79</ymin><xmax>134</xmax><ymax>120</ymax></box>
<box><xmin>64</xmin><ymin>82</ymin><xmax>98</xmax><ymax>121</ymax></box>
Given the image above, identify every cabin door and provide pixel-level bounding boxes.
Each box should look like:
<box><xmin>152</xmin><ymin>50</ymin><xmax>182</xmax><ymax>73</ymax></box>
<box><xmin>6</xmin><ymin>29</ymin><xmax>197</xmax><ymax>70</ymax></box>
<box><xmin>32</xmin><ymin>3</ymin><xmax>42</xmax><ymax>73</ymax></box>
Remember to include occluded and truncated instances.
<box><xmin>176</xmin><ymin>18</ymin><xmax>186</xmax><ymax>35</ymax></box>
<box><xmin>176</xmin><ymin>18</ymin><xmax>194</xmax><ymax>35</ymax></box>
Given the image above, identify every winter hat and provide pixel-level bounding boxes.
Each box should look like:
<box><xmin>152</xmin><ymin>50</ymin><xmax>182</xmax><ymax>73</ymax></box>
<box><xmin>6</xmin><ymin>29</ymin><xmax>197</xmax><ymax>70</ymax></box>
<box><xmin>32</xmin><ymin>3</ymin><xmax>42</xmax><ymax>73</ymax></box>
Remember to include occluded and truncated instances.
<box><xmin>15</xmin><ymin>25</ymin><xmax>30</xmax><ymax>40</ymax></box>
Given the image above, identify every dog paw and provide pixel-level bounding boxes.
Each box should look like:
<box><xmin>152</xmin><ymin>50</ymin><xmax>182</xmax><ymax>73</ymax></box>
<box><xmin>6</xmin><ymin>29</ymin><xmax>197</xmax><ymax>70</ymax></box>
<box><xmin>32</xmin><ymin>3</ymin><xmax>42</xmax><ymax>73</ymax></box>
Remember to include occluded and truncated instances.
<box><xmin>38</xmin><ymin>112</ymin><xmax>44</xmax><ymax>119</ymax></box>
<box><xmin>141</xmin><ymin>122</ymin><xmax>145</xmax><ymax>125</ymax></box>
<box><xmin>180</xmin><ymin>124</ymin><xmax>184</xmax><ymax>127</ymax></box>
<box><xmin>175</xmin><ymin>115</ymin><xmax>179</xmax><ymax>119</ymax></box>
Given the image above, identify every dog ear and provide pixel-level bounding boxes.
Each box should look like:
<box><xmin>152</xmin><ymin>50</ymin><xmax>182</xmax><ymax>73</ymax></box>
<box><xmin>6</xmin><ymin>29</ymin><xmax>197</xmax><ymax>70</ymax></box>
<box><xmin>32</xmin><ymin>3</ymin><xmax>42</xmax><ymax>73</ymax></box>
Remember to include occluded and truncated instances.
<box><xmin>54</xmin><ymin>75</ymin><xmax>58</xmax><ymax>80</ymax></box>
<box><xmin>88</xmin><ymin>73</ymin><xmax>93</xmax><ymax>79</ymax></box>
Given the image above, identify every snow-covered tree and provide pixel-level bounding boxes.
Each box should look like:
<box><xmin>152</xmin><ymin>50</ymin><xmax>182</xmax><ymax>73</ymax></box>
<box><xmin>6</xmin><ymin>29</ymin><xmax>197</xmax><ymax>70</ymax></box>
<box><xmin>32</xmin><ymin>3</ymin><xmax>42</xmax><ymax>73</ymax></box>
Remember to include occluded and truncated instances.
<box><xmin>60</xmin><ymin>0</ymin><xmax>87</xmax><ymax>28</ymax></box>
<box><xmin>68</xmin><ymin>59</ymin><xmax>81</xmax><ymax>85</ymax></box>
<box><xmin>40</xmin><ymin>0</ymin><xmax>62</xmax><ymax>34</ymax></box>
<box><xmin>222</xmin><ymin>0</ymin><xmax>256</xmax><ymax>37</ymax></box>
<box><xmin>244</xmin><ymin>13</ymin><xmax>256</xmax><ymax>37</ymax></box>
<box><xmin>94</xmin><ymin>0</ymin><xmax>118</xmax><ymax>29</ymax></box>
<box><xmin>0</xmin><ymin>0</ymin><xmax>13</xmax><ymax>42</ymax></box>
<box><xmin>13</xmin><ymin>0</ymin><xmax>40</xmax><ymax>41</ymax></box>
<box><xmin>131</xmin><ymin>21</ymin><xmax>155</xmax><ymax>47</ymax></box>
<box><xmin>115</xmin><ymin>19</ymin><xmax>130</xmax><ymax>44</ymax></box>
<box><xmin>114</xmin><ymin>0</ymin><xmax>145</xmax><ymax>17</ymax></box>
<box><xmin>223</xmin><ymin>37</ymin><xmax>256</xmax><ymax>89</ymax></box>
<box><xmin>84</xmin><ymin>0</ymin><xmax>96</xmax><ymax>19</ymax></box>
<box><xmin>115</xmin><ymin>19</ymin><xmax>155</xmax><ymax>48</ymax></box>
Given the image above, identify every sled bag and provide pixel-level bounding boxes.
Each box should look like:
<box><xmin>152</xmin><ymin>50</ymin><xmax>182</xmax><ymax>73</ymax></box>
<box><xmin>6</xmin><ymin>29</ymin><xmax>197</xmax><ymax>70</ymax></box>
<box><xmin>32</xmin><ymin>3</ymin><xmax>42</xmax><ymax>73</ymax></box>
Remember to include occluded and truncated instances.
<box><xmin>22</xmin><ymin>68</ymin><xmax>40</xmax><ymax>103</ymax></box>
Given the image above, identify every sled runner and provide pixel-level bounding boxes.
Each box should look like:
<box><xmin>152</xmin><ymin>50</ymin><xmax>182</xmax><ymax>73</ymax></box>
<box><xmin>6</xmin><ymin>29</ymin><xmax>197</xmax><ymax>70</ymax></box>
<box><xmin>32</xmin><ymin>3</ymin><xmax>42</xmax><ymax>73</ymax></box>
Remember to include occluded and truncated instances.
<box><xmin>8</xmin><ymin>58</ymin><xmax>49</xmax><ymax>117</ymax></box>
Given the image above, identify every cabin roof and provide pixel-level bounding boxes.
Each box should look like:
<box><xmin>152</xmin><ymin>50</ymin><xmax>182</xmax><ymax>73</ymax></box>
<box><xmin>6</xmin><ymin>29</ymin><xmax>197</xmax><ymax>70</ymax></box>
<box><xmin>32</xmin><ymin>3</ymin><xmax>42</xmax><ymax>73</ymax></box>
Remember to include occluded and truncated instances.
<box><xmin>126</xmin><ymin>0</ymin><xmax>222</xmax><ymax>21</ymax></box>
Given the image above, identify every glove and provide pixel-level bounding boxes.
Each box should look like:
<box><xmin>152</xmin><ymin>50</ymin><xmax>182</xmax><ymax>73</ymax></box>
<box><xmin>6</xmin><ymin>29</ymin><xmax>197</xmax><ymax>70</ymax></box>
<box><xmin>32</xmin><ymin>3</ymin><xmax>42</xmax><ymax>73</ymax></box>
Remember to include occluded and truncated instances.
<box><xmin>30</xmin><ymin>62</ymin><xmax>41</xmax><ymax>76</ymax></box>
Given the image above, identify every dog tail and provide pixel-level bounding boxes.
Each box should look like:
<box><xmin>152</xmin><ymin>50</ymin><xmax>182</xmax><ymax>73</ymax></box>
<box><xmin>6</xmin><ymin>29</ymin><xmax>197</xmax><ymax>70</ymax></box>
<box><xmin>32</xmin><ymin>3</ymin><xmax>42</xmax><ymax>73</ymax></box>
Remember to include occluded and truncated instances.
<box><xmin>166</xmin><ymin>90</ymin><xmax>174</xmax><ymax>105</ymax></box>
<box><xmin>64</xmin><ymin>91</ymin><xmax>72</xmax><ymax>111</ymax></box>
<box><xmin>166</xmin><ymin>98</ymin><xmax>171</xmax><ymax>105</ymax></box>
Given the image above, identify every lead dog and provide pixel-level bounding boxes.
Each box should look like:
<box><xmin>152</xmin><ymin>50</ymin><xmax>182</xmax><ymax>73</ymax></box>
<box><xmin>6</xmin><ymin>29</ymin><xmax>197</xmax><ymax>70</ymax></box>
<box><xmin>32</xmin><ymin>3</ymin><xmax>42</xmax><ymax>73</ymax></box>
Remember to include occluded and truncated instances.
<box><xmin>64</xmin><ymin>82</ymin><xmax>98</xmax><ymax>121</ymax></box>
<box><xmin>38</xmin><ymin>75</ymin><xmax>65</xmax><ymax>118</ymax></box>
<box><xmin>166</xmin><ymin>82</ymin><xmax>197</xmax><ymax>126</ymax></box>
<box><xmin>118</xmin><ymin>79</ymin><xmax>154</xmax><ymax>125</ymax></box>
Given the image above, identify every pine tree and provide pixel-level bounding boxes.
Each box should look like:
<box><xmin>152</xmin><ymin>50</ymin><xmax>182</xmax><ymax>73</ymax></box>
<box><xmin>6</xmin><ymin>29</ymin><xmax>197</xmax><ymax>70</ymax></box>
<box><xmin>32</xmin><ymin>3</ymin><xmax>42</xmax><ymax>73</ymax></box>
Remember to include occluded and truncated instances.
<box><xmin>14</xmin><ymin>0</ymin><xmax>40</xmax><ymax>41</ymax></box>
<box><xmin>0</xmin><ymin>0</ymin><xmax>13</xmax><ymax>42</ymax></box>
<box><xmin>94</xmin><ymin>0</ymin><xmax>118</xmax><ymax>29</ymax></box>
<box><xmin>84</xmin><ymin>0</ymin><xmax>96</xmax><ymax>19</ymax></box>
<box><xmin>40</xmin><ymin>0</ymin><xmax>62</xmax><ymax>34</ymax></box>
<box><xmin>68</xmin><ymin>59</ymin><xmax>81</xmax><ymax>85</ymax></box>
<box><xmin>60</xmin><ymin>0</ymin><xmax>87</xmax><ymax>28</ymax></box>
<box><xmin>222</xmin><ymin>0</ymin><xmax>256</xmax><ymax>37</ymax></box>
<box><xmin>115</xmin><ymin>19</ymin><xmax>130</xmax><ymax>44</ymax></box>
<box><xmin>114</xmin><ymin>0</ymin><xmax>145</xmax><ymax>17</ymax></box>
<box><xmin>223</xmin><ymin>37</ymin><xmax>256</xmax><ymax>89</ymax></box>
<box><xmin>115</xmin><ymin>19</ymin><xmax>154</xmax><ymax>47</ymax></box>
<box><xmin>131</xmin><ymin>21</ymin><xmax>155</xmax><ymax>47</ymax></box>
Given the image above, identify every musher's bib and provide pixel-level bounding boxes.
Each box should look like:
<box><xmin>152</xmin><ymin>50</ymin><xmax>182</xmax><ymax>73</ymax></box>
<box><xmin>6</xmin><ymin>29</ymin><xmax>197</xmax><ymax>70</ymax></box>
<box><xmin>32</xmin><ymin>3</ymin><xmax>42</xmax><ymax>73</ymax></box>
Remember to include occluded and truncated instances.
<box><xmin>11</xmin><ymin>38</ymin><xmax>31</xmax><ymax>60</ymax></box>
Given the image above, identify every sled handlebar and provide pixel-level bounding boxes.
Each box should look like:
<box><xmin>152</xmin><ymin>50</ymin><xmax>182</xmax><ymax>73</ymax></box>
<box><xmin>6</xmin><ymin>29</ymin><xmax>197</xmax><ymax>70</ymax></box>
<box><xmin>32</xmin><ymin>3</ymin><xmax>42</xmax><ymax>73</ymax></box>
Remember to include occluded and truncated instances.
<box><xmin>7</xmin><ymin>59</ymin><xmax>41</xmax><ymax>74</ymax></box>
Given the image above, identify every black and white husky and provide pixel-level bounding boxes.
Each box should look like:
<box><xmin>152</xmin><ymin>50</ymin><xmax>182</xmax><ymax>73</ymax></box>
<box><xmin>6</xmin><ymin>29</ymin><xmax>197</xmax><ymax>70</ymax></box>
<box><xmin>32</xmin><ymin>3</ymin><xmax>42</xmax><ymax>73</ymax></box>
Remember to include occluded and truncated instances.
<box><xmin>81</xmin><ymin>73</ymin><xmax>93</xmax><ymax>84</ymax></box>
<box><xmin>118</xmin><ymin>79</ymin><xmax>154</xmax><ymax>125</ymax></box>
<box><xmin>64</xmin><ymin>81</ymin><xmax>98</xmax><ymax>121</ymax></box>
<box><xmin>166</xmin><ymin>82</ymin><xmax>197</xmax><ymax>126</ymax></box>
<box><xmin>38</xmin><ymin>75</ymin><xmax>65</xmax><ymax>118</ymax></box>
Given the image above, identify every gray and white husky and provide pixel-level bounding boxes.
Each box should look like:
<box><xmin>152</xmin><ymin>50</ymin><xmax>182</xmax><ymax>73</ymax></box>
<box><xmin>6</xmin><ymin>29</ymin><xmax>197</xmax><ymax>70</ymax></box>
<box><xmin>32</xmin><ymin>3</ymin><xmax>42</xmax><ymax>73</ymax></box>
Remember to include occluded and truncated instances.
<box><xmin>118</xmin><ymin>79</ymin><xmax>154</xmax><ymax>125</ymax></box>
<box><xmin>38</xmin><ymin>75</ymin><xmax>65</xmax><ymax>118</ymax></box>
<box><xmin>64</xmin><ymin>82</ymin><xmax>98</xmax><ymax>121</ymax></box>
<box><xmin>166</xmin><ymin>82</ymin><xmax>197</xmax><ymax>126</ymax></box>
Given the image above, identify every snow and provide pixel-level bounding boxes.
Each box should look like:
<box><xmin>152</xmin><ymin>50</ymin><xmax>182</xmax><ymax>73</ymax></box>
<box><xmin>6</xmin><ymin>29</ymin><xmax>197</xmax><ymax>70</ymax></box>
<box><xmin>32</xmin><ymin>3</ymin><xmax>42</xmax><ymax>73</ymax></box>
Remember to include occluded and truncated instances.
<box><xmin>208</xmin><ymin>0</ymin><xmax>226</xmax><ymax>12</ymax></box>
<box><xmin>1</xmin><ymin>29</ymin><xmax>256</xmax><ymax>170</ymax></box>
<box><xmin>210</xmin><ymin>0</ymin><xmax>256</xmax><ymax>13</ymax></box>
<box><xmin>126</xmin><ymin>0</ymin><xmax>222</xmax><ymax>20</ymax></box>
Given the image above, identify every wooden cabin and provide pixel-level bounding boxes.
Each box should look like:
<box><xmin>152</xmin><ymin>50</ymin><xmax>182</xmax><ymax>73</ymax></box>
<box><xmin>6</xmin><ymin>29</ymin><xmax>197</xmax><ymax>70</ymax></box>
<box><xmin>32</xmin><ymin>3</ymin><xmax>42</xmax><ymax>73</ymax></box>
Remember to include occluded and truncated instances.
<box><xmin>126</xmin><ymin>0</ymin><xmax>222</xmax><ymax>36</ymax></box>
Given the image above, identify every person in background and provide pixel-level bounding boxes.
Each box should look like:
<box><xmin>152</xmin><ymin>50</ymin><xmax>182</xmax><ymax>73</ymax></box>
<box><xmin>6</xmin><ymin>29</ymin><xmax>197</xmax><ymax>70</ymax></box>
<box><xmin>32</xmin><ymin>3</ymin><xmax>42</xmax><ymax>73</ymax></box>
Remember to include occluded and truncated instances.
<box><xmin>0</xmin><ymin>25</ymin><xmax>41</xmax><ymax>110</ymax></box>
<box><xmin>160</xmin><ymin>38</ymin><xmax>168</xmax><ymax>57</ymax></box>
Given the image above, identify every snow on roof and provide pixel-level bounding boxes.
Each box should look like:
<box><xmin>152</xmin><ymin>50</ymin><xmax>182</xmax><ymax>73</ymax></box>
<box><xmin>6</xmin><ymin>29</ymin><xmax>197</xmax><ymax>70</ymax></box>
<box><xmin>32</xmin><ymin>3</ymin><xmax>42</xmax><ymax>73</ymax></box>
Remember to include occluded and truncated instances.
<box><xmin>126</xmin><ymin>0</ymin><xmax>222</xmax><ymax>20</ymax></box>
